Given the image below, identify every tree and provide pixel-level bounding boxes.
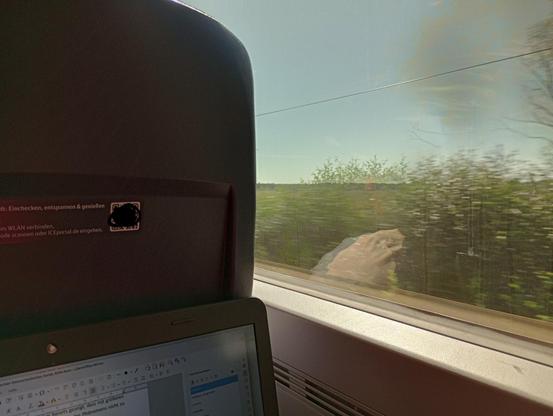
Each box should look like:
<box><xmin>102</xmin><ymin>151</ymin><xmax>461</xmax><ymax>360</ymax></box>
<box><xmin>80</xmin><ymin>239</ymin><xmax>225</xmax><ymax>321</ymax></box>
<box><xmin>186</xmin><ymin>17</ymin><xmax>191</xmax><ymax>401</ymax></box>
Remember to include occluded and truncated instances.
<box><xmin>307</xmin><ymin>157</ymin><xmax>407</xmax><ymax>184</ymax></box>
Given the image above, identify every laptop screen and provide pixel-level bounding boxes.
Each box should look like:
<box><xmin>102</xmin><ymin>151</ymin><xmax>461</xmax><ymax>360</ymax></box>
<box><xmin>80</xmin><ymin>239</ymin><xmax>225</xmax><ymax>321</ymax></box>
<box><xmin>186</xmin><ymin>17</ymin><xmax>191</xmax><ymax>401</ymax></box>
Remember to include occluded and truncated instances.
<box><xmin>0</xmin><ymin>325</ymin><xmax>265</xmax><ymax>416</ymax></box>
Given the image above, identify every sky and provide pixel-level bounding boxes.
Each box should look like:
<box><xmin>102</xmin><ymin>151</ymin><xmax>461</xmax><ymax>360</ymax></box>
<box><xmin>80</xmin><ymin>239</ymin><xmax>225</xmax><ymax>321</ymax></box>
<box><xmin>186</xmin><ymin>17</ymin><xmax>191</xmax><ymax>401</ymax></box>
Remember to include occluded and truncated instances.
<box><xmin>183</xmin><ymin>0</ymin><xmax>553</xmax><ymax>183</ymax></box>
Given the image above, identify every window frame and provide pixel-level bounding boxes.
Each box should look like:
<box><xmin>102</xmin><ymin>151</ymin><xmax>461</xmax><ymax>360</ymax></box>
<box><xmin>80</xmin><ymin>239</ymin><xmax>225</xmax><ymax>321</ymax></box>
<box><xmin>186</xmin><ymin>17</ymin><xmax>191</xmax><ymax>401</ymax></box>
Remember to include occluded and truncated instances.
<box><xmin>254</xmin><ymin>264</ymin><xmax>553</xmax><ymax>368</ymax></box>
<box><xmin>253</xmin><ymin>278</ymin><xmax>553</xmax><ymax>413</ymax></box>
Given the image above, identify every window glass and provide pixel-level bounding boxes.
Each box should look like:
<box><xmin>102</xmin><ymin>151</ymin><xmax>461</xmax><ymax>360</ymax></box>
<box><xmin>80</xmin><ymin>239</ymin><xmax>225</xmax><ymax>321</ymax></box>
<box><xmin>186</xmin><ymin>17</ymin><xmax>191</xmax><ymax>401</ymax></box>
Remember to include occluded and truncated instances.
<box><xmin>184</xmin><ymin>1</ymin><xmax>553</xmax><ymax>331</ymax></box>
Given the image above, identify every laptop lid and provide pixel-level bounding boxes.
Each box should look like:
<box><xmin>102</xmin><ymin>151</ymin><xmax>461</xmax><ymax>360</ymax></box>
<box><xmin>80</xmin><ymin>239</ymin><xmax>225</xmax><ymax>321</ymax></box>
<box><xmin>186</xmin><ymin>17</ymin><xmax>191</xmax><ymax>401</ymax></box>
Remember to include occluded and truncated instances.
<box><xmin>0</xmin><ymin>298</ymin><xmax>279</xmax><ymax>416</ymax></box>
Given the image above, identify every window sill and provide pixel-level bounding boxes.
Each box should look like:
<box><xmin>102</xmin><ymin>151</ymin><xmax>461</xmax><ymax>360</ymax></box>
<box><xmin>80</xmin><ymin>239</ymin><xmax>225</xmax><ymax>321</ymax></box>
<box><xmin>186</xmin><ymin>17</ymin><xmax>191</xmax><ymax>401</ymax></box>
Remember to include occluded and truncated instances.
<box><xmin>253</xmin><ymin>276</ymin><xmax>553</xmax><ymax>409</ymax></box>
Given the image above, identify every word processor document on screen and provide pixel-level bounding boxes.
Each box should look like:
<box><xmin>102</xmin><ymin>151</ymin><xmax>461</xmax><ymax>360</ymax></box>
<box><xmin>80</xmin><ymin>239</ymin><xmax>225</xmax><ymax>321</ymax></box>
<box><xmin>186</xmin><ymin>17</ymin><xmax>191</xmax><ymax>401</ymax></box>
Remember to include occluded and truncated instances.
<box><xmin>0</xmin><ymin>326</ymin><xmax>265</xmax><ymax>416</ymax></box>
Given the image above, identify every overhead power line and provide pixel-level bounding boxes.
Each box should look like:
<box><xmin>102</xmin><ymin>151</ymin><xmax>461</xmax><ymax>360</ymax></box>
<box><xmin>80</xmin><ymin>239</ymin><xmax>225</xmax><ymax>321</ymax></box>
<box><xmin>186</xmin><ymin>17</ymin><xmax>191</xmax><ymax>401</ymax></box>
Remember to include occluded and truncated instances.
<box><xmin>255</xmin><ymin>47</ymin><xmax>551</xmax><ymax>118</ymax></box>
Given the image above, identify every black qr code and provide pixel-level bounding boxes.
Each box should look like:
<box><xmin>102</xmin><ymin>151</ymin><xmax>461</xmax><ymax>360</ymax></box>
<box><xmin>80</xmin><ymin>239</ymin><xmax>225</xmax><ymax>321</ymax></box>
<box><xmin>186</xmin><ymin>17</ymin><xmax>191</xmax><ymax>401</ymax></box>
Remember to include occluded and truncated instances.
<box><xmin>109</xmin><ymin>201</ymin><xmax>141</xmax><ymax>232</ymax></box>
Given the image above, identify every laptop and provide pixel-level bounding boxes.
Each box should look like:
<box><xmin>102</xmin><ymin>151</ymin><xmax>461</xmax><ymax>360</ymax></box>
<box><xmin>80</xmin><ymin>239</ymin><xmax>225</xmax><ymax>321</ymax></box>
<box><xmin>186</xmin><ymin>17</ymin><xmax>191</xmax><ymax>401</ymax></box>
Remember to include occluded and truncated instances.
<box><xmin>0</xmin><ymin>298</ymin><xmax>279</xmax><ymax>416</ymax></box>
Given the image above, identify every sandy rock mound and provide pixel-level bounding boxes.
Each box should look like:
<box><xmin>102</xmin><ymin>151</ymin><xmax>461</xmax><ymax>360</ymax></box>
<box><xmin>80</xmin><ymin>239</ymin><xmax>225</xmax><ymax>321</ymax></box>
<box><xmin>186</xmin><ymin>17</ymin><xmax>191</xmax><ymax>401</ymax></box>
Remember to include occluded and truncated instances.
<box><xmin>313</xmin><ymin>229</ymin><xmax>404</xmax><ymax>288</ymax></box>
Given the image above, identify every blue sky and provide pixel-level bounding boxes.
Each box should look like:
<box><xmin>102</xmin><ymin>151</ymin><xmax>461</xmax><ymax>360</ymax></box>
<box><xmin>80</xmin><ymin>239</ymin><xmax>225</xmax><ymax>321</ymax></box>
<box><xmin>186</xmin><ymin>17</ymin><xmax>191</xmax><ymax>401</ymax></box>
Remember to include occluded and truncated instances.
<box><xmin>183</xmin><ymin>0</ymin><xmax>553</xmax><ymax>183</ymax></box>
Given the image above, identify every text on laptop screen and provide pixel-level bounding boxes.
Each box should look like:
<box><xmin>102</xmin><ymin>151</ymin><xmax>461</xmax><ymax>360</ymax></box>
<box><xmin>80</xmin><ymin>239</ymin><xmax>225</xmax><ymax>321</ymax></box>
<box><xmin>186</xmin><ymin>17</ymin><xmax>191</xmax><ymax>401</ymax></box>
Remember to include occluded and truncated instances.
<box><xmin>0</xmin><ymin>325</ymin><xmax>264</xmax><ymax>416</ymax></box>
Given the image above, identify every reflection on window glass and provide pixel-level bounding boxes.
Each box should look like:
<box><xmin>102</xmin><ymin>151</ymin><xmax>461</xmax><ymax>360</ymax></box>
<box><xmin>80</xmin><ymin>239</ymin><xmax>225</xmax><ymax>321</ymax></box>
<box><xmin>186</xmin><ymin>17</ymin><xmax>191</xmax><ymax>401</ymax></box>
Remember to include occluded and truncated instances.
<box><xmin>185</xmin><ymin>1</ymin><xmax>553</xmax><ymax>324</ymax></box>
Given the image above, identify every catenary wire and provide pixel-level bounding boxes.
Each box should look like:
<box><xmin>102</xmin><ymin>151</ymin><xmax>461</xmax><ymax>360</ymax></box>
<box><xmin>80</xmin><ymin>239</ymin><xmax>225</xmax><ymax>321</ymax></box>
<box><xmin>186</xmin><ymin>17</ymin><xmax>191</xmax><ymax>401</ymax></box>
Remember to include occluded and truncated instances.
<box><xmin>255</xmin><ymin>47</ymin><xmax>552</xmax><ymax>118</ymax></box>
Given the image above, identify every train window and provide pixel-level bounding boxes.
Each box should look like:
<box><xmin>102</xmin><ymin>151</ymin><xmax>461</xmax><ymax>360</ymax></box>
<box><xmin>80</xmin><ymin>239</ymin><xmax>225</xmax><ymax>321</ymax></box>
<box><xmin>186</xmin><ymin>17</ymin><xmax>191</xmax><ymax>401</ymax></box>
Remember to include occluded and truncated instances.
<box><xmin>184</xmin><ymin>0</ymin><xmax>553</xmax><ymax>353</ymax></box>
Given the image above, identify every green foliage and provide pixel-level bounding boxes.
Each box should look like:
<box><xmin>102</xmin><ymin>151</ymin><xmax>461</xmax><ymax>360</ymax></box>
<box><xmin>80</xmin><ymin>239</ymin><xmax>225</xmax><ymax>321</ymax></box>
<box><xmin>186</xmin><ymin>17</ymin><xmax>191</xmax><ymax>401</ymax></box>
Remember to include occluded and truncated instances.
<box><xmin>307</xmin><ymin>157</ymin><xmax>408</xmax><ymax>184</ymax></box>
<box><xmin>256</xmin><ymin>151</ymin><xmax>553</xmax><ymax>322</ymax></box>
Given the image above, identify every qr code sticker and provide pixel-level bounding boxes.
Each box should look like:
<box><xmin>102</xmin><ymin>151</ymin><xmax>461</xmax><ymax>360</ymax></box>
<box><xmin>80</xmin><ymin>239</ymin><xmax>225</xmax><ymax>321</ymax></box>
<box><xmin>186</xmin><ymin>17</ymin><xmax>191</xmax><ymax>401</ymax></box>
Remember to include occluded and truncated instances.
<box><xmin>109</xmin><ymin>201</ymin><xmax>141</xmax><ymax>232</ymax></box>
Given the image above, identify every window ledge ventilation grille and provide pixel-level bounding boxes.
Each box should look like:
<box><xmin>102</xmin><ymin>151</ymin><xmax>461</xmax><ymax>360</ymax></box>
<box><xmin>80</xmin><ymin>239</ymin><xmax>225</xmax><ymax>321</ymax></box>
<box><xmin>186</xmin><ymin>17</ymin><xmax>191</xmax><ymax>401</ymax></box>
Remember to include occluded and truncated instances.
<box><xmin>273</xmin><ymin>359</ymin><xmax>384</xmax><ymax>416</ymax></box>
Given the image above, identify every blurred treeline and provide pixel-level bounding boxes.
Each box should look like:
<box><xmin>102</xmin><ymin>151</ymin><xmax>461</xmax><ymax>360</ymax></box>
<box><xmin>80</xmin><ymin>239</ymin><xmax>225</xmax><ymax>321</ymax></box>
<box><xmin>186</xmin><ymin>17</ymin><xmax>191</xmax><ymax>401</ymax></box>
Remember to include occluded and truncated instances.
<box><xmin>255</xmin><ymin>151</ymin><xmax>553</xmax><ymax>321</ymax></box>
